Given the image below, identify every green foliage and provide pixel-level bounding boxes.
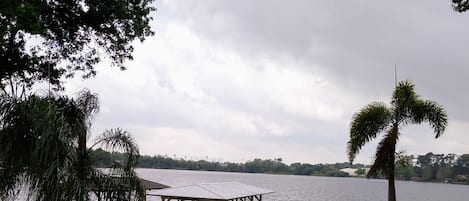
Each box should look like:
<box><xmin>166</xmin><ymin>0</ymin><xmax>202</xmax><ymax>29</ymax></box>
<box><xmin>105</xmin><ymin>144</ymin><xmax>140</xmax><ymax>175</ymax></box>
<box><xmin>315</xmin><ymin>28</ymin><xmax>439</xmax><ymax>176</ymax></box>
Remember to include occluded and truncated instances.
<box><xmin>355</xmin><ymin>168</ymin><xmax>366</xmax><ymax>175</ymax></box>
<box><xmin>348</xmin><ymin>102</ymin><xmax>392</xmax><ymax>162</ymax></box>
<box><xmin>91</xmin><ymin>148</ymin><xmax>115</xmax><ymax>168</ymax></box>
<box><xmin>453</xmin><ymin>0</ymin><xmax>469</xmax><ymax>12</ymax></box>
<box><xmin>395</xmin><ymin>153</ymin><xmax>416</xmax><ymax>180</ymax></box>
<box><xmin>324</xmin><ymin>169</ymin><xmax>350</xmax><ymax>177</ymax></box>
<box><xmin>0</xmin><ymin>91</ymin><xmax>144</xmax><ymax>201</ymax></box>
<box><xmin>93</xmin><ymin>128</ymin><xmax>140</xmax><ymax>171</ymax></box>
<box><xmin>415</xmin><ymin>152</ymin><xmax>458</xmax><ymax>181</ymax></box>
<box><xmin>93</xmin><ymin>150</ymin><xmax>370</xmax><ymax>177</ymax></box>
<box><xmin>94</xmin><ymin>149</ymin><xmax>469</xmax><ymax>184</ymax></box>
<box><xmin>454</xmin><ymin>154</ymin><xmax>469</xmax><ymax>175</ymax></box>
<box><xmin>0</xmin><ymin>0</ymin><xmax>155</xmax><ymax>90</ymax></box>
<box><xmin>393</xmin><ymin>152</ymin><xmax>469</xmax><ymax>183</ymax></box>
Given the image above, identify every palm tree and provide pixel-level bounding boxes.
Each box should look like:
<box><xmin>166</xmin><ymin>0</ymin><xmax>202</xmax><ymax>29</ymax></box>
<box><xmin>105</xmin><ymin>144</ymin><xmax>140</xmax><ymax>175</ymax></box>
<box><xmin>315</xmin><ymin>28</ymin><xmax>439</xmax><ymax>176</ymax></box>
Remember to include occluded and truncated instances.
<box><xmin>0</xmin><ymin>90</ymin><xmax>145</xmax><ymax>201</ymax></box>
<box><xmin>348</xmin><ymin>81</ymin><xmax>448</xmax><ymax>201</ymax></box>
<box><xmin>90</xmin><ymin>128</ymin><xmax>146</xmax><ymax>201</ymax></box>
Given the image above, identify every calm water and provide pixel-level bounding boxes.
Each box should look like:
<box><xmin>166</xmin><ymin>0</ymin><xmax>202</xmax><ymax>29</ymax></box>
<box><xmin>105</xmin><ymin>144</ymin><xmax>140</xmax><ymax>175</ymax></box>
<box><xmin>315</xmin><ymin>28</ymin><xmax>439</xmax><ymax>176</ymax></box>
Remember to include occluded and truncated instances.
<box><xmin>138</xmin><ymin>168</ymin><xmax>469</xmax><ymax>201</ymax></box>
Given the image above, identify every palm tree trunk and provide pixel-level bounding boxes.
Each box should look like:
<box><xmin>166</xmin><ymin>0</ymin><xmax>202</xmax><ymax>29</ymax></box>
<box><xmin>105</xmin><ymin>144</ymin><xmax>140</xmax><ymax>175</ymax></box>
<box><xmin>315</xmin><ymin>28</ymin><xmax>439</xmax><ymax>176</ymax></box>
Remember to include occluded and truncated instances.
<box><xmin>77</xmin><ymin>129</ymin><xmax>87</xmax><ymax>201</ymax></box>
<box><xmin>388</xmin><ymin>164</ymin><xmax>396</xmax><ymax>201</ymax></box>
<box><xmin>388</xmin><ymin>141</ymin><xmax>397</xmax><ymax>201</ymax></box>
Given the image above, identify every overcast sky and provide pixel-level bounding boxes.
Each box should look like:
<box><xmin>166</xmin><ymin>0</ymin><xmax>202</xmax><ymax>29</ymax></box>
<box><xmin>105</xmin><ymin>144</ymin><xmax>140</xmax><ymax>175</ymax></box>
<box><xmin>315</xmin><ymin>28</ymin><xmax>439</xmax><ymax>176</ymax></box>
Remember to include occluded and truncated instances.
<box><xmin>66</xmin><ymin>0</ymin><xmax>469</xmax><ymax>164</ymax></box>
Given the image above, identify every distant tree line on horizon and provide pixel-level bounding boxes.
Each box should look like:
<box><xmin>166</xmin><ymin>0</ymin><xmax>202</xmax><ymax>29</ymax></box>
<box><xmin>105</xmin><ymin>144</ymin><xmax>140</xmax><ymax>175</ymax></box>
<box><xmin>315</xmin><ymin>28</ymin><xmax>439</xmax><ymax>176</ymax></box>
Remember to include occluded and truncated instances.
<box><xmin>92</xmin><ymin>149</ymin><xmax>469</xmax><ymax>184</ymax></box>
<box><xmin>92</xmin><ymin>148</ymin><xmax>360</xmax><ymax>177</ymax></box>
<box><xmin>394</xmin><ymin>152</ymin><xmax>469</xmax><ymax>183</ymax></box>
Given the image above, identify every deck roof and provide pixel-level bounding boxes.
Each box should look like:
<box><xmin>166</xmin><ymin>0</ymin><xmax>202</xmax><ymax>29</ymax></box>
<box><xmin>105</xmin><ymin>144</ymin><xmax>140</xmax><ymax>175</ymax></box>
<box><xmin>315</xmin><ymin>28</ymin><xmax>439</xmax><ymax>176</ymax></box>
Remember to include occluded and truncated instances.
<box><xmin>140</xmin><ymin>178</ymin><xmax>170</xmax><ymax>190</ymax></box>
<box><xmin>148</xmin><ymin>182</ymin><xmax>273</xmax><ymax>200</ymax></box>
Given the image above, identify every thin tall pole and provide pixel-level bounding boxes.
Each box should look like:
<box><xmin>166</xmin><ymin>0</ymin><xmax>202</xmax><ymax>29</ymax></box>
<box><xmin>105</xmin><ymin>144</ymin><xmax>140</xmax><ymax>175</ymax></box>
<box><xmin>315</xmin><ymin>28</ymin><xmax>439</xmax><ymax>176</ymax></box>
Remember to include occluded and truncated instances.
<box><xmin>394</xmin><ymin>64</ymin><xmax>397</xmax><ymax>87</ymax></box>
<box><xmin>48</xmin><ymin>65</ymin><xmax>51</xmax><ymax>111</ymax></box>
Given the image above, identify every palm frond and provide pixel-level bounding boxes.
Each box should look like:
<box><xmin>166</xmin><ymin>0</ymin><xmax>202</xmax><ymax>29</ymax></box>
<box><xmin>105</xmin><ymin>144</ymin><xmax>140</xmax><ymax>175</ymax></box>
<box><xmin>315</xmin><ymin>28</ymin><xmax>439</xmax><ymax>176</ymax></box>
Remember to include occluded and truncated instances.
<box><xmin>93</xmin><ymin>128</ymin><xmax>140</xmax><ymax>170</ymax></box>
<box><xmin>411</xmin><ymin>100</ymin><xmax>448</xmax><ymax>138</ymax></box>
<box><xmin>367</xmin><ymin>125</ymin><xmax>398</xmax><ymax>178</ymax></box>
<box><xmin>391</xmin><ymin>80</ymin><xmax>419</xmax><ymax>123</ymax></box>
<box><xmin>75</xmin><ymin>89</ymin><xmax>99</xmax><ymax>126</ymax></box>
<box><xmin>348</xmin><ymin>102</ymin><xmax>392</xmax><ymax>163</ymax></box>
<box><xmin>0</xmin><ymin>91</ymin><xmax>143</xmax><ymax>201</ymax></box>
<box><xmin>0</xmin><ymin>94</ymin><xmax>51</xmax><ymax>199</ymax></box>
<box><xmin>89</xmin><ymin>168</ymin><xmax>146</xmax><ymax>201</ymax></box>
<box><xmin>0</xmin><ymin>93</ymin><xmax>80</xmax><ymax>201</ymax></box>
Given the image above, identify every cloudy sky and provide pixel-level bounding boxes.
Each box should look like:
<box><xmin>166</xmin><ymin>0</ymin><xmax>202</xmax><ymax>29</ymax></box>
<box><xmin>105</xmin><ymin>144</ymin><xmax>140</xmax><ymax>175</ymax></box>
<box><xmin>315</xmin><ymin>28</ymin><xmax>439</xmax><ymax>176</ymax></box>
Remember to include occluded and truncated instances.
<box><xmin>65</xmin><ymin>0</ymin><xmax>469</xmax><ymax>164</ymax></box>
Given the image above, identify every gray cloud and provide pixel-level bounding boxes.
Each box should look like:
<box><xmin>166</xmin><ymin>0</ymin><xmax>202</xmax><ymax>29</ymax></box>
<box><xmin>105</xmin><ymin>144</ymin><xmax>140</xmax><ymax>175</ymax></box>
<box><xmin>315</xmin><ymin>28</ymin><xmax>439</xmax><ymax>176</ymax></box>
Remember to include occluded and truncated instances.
<box><xmin>67</xmin><ymin>0</ymin><xmax>469</xmax><ymax>164</ymax></box>
<box><xmin>164</xmin><ymin>0</ymin><xmax>469</xmax><ymax>119</ymax></box>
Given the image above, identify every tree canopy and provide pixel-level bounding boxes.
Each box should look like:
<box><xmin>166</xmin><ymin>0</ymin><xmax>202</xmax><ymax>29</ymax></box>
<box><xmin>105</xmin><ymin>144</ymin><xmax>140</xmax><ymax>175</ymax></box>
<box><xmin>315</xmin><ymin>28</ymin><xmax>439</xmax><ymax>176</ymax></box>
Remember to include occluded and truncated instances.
<box><xmin>0</xmin><ymin>0</ymin><xmax>155</xmax><ymax>90</ymax></box>
<box><xmin>453</xmin><ymin>0</ymin><xmax>469</xmax><ymax>12</ymax></box>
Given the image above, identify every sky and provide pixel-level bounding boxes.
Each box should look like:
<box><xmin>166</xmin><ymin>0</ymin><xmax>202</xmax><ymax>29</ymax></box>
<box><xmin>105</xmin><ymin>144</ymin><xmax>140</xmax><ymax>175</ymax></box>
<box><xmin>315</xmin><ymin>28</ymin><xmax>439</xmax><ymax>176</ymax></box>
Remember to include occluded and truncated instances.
<box><xmin>64</xmin><ymin>0</ymin><xmax>469</xmax><ymax>164</ymax></box>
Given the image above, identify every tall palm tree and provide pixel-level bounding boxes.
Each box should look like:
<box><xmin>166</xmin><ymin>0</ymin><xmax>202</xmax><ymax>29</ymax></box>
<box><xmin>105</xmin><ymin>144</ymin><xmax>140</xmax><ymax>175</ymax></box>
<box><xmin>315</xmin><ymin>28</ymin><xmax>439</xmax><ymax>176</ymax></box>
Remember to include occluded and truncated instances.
<box><xmin>348</xmin><ymin>81</ymin><xmax>447</xmax><ymax>201</ymax></box>
<box><xmin>0</xmin><ymin>90</ymin><xmax>145</xmax><ymax>201</ymax></box>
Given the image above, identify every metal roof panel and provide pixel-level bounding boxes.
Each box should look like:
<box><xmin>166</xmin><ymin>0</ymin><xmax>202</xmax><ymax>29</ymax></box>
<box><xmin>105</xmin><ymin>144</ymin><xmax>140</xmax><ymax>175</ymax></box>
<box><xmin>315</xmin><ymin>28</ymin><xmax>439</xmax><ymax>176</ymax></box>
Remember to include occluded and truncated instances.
<box><xmin>149</xmin><ymin>182</ymin><xmax>273</xmax><ymax>200</ymax></box>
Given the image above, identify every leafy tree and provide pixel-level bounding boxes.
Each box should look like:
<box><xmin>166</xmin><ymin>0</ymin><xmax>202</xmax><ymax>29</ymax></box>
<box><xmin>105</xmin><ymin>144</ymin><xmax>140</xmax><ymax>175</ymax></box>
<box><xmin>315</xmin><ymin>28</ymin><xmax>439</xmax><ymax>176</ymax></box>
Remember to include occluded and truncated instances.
<box><xmin>414</xmin><ymin>152</ymin><xmax>456</xmax><ymax>181</ymax></box>
<box><xmin>355</xmin><ymin>168</ymin><xmax>366</xmax><ymax>176</ymax></box>
<box><xmin>0</xmin><ymin>0</ymin><xmax>155</xmax><ymax>90</ymax></box>
<box><xmin>416</xmin><ymin>152</ymin><xmax>434</xmax><ymax>168</ymax></box>
<box><xmin>395</xmin><ymin>153</ymin><xmax>416</xmax><ymax>180</ymax></box>
<box><xmin>324</xmin><ymin>169</ymin><xmax>349</xmax><ymax>177</ymax></box>
<box><xmin>416</xmin><ymin>153</ymin><xmax>436</xmax><ymax>180</ymax></box>
<box><xmin>0</xmin><ymin>91</ymin><xmax>144</xmax><ymax>201</ymax></box>
<box><xmin>348</xmin><ymin>81</ymin><xmax>448</xmax><ymax>201</ymax></box>
<box><xmin>416</xmin><ymin>152</ymin><xmax>434</xmax><ymax>180</ymax></box>
<box><xmin>454</xmin><ymin>154</ymin><xmax>469</xmax><ymax>175</ymax></box>
<box><xmin>91</xmin><ymin>148</ymin><xmax>115</xmax><ymax>168</ymax></box>
<box><xmin>453</xmin><ymin>0</ymin><xmax>469</xmax><ymax>12</ymax></box>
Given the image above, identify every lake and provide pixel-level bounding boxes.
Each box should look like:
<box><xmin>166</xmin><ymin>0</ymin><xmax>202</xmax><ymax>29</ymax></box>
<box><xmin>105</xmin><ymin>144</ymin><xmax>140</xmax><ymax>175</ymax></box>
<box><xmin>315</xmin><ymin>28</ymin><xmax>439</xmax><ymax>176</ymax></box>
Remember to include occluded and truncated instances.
<box><xmin>138</xmin><ymin>168</ymin><xmax>469</xmax><ymax>201</ymax></box>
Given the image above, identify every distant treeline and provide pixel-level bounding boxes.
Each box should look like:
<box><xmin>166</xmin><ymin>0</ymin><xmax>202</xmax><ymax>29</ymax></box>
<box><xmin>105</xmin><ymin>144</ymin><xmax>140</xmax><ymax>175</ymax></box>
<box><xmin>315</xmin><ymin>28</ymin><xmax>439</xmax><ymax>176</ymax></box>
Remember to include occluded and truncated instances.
<box><xmin>91</xmin><ymin>148</ymin><xmax>362</xmax><ymax>177</ymax></box>
<box><xmin>394</xmin><ymin>152</ymin><xmax>469</xmax><ymax>183</ymax></box>
<box><xmin>91</xmin><ymin>149</ymin><xmax>469</xmax><ymax>183</ymax></box>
